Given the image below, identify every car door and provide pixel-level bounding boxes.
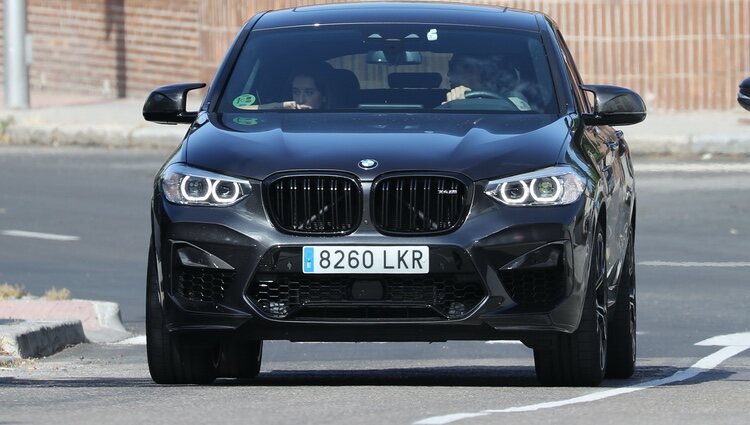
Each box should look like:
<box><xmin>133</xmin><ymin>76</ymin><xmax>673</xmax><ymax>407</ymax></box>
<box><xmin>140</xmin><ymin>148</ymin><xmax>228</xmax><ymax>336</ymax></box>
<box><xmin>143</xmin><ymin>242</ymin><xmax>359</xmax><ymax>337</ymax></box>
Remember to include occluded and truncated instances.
<box><xmin>555</xmin><ymin>30</ymin><xmax>626</xmax><ymax>302</ymax></box>
<box><xmin>595</xmin><ymin>125</ymin><xmax>628</xmax><ymax>288</ymax></box>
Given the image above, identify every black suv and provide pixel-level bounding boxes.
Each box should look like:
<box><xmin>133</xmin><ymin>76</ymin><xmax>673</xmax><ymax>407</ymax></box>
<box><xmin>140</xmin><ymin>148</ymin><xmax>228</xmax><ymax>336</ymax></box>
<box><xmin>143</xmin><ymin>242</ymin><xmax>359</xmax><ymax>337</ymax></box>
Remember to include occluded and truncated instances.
<box><xmin>143</xmin><ymin>2</ymin><xmax>646</xmax><ymax>386</ymax></box>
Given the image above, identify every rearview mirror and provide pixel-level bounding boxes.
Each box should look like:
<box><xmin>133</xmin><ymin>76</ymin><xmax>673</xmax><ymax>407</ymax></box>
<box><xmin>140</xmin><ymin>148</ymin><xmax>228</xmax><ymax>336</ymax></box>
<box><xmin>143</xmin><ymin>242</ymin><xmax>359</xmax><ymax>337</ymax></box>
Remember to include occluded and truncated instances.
<box><xmin>367</xmin><ymin>49</ymin><xmax>422</xmax><ymax>65</ymax></box>
<box><xmin>581</xmin><ymin>85</ymin><xmax>647</xmax><ymax>126</ymax></box>
<box><xmin>143</xmin><ymin>82</ymin><xmax>206</xmax><ymax>125</ymax></box>
<box><xmin>737</xmin><ymin>77</ymin><xmax>750</xmax><ymax>112</ymax></box>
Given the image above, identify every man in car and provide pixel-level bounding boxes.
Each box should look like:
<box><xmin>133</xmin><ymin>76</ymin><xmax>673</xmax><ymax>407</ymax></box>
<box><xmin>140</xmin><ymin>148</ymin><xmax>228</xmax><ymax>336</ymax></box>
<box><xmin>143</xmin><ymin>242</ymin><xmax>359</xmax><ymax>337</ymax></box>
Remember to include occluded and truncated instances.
<box><xmin>445</xmin><ymin>54</ymin><xmax>532</xmax><ymax>111</ymax></box>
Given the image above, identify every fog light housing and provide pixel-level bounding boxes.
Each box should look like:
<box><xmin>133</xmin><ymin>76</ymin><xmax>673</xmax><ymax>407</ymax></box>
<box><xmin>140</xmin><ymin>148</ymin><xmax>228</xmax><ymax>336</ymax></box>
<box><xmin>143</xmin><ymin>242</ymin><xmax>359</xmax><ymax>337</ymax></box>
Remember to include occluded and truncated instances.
<box><xmin>176</xmin><ymin>244</ymin><xmax>234</xmax><ymax>270</ymax></box>
<box><xmin>447</xmin><ymin>302</ymin><xmax>467</xmax><ymax>318</ymax></box>
<box><xmin>501</xmin><ymin>243</ymin><xmax>564</xmax><ymax>270</ymax></box>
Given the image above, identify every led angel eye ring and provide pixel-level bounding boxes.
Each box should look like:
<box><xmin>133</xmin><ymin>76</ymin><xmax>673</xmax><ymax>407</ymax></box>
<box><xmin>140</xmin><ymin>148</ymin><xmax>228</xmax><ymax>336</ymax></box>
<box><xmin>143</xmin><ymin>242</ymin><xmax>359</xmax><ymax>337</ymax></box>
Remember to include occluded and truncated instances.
<box><xmin>500</xmin><ymin>180</ymin><xmax>529</xmax><ymax>204</ymax></box>
<box><xmin>530</xmin><ymin>176</ymin><xmax>562</xmax><ymax>202</ymax></box>
<box><xmin>211</xmin><ymin>180</ymin><xmax>241</xmax><ymax>204</ymax></box>
<box><xmin>180</xmin><ymin>176</ymin><xmax>212</xmax><ymax>202</ymax></box>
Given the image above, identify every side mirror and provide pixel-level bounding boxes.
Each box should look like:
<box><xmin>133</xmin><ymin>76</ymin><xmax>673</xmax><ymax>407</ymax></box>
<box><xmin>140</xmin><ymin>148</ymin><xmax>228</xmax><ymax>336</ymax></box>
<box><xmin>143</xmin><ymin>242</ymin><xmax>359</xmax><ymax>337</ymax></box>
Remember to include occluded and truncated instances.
<box><xmin>737</xmin><ymin>77</ymin><xmax>750</xmax><ymax>112</ymax></box>
<box><xmin>580</xmin><ymin>85</ymin><xmax>647</xmax><ymax>126</ymax></box>
<box><xmin>143</xmin><ymin>82</ymin><xmax>206</xmax><ymax>124</ymax></box>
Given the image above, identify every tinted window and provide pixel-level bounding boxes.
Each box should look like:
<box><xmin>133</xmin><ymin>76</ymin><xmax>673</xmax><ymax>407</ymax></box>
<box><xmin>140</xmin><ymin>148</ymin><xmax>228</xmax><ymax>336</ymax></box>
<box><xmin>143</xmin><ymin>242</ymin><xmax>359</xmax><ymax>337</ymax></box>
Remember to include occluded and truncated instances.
<box><xmin>218</xmin><ymin>24</ymin><xmax>558</xmax><ymax>114</ymax></box>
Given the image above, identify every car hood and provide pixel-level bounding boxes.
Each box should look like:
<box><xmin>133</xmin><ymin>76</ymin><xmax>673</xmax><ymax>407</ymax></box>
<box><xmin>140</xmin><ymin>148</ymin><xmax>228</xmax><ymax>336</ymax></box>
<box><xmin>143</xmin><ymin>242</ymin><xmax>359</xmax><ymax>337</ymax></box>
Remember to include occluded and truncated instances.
<box><xmin>184</xmin><ymin>112</ymin><xmax>569</xmax><ymax>181</ymax></box>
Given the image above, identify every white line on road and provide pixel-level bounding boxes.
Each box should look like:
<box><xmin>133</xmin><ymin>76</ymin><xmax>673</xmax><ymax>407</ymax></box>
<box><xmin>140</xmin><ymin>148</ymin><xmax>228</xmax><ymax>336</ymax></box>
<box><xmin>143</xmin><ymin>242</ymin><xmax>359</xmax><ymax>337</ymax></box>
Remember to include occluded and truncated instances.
<box><xmin>112</xmin><ymin>339</ymin><xmax>527</xmax><ymax>346</ymax></box>
<box><xmin>112</xmin><ymin>335</ymin><xmax>146</xmax><ymax>345</ymax></box>
<box><xmin>1</xmin><ymin>229</ymin><xmax>80</xmax><ymax>241</ymax></box>
<box><xmin>293</xmin><ymin>341</ymin><xmax>390</xmax><ymax>344</ymax></box>
<box><xmin>414</xmin><ymin>332</ymin><xmax>750</xmax><ymax>425</ymax></box>
<box><xmin>639</xmin><ymin>261</ymin><xmax>750</xmax><ymax>268</ymax></box>
<box><xmin>636</xmin><ymin>163</ymin><xmax>750</xmax><ymax>173</ymax></box>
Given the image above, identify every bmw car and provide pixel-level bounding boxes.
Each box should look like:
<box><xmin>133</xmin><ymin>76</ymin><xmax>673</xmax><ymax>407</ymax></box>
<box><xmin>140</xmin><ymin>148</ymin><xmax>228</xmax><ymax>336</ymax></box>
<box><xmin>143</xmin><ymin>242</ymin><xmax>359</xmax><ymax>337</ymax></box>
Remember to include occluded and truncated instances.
<box><xmin>143</xmin><ymin>2</ymin><xmax>646</xmax><ymax>386</ymax></box>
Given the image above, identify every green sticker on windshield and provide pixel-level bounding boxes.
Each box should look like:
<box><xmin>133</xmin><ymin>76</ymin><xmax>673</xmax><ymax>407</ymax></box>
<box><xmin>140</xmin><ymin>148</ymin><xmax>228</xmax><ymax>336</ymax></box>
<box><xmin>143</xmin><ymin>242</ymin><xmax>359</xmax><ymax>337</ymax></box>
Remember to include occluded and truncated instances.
<box><xmin>232</xmin><ymin>94</ymin><xmax>257</xmax><ymax>109</ymax></box>
<box><xmin>233</xmin><ymin>117</ymin><xmax>259</xmax><ymax>126</ymax></box>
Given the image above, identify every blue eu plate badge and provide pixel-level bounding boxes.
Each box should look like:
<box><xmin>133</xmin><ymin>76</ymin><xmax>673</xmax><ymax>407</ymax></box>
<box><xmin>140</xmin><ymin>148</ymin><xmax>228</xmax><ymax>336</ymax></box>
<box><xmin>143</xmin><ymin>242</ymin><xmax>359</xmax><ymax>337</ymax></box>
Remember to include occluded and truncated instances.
<box><xmin>303</xmin><ymin>247</ymin><xmax>315</xmax><ymax>273</ymax></box>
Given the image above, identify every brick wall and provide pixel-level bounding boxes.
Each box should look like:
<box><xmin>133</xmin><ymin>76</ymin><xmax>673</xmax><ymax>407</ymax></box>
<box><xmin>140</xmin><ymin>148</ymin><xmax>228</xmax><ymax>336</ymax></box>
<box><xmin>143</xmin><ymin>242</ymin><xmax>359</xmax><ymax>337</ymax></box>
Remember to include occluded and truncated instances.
<box><xmin>2</xmin><ymin>0</ymin><xmax>749</xmax><ymax>110</ymax></box>
<box><xmin>17</xmin><ymin>0</ymin><xmax>200</xmax><ymax>99</ymax></box>
<box><xmin>190</xmin><ymin>0</ymin><xmax>750</xmax><ymax>111</ymax></box>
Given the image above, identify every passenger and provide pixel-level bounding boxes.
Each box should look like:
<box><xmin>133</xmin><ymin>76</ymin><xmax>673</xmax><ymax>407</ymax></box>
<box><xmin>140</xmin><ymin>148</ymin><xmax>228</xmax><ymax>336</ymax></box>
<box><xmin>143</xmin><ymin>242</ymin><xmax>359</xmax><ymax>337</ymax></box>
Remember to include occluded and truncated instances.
<box><xmin>286</xmin><ymin>70</ymin><xmax>328</xmax><ymax>109</ymax></box>
<box><xmin>257</xmin><ymin>68</ymin><xmax>329</xmax><ymax>110</ymax></box>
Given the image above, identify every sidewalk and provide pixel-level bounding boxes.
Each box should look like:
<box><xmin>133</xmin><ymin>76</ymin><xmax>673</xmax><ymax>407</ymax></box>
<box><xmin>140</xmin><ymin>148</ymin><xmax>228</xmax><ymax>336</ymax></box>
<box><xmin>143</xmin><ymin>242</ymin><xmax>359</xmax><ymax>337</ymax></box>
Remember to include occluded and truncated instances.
<box><xmin>0</xmin><ymin>91</ymin><xmax>185</xmax><ymax>150</ymax></box>
<box><xmin>623</xmin><ymin>110</ymin><xmax>750</xmax><ymax>156</ymax></box>
<box><xmin>1</xmin><ymin>91</ymin><xmax>750</xmax><ymax>154</ymax></box>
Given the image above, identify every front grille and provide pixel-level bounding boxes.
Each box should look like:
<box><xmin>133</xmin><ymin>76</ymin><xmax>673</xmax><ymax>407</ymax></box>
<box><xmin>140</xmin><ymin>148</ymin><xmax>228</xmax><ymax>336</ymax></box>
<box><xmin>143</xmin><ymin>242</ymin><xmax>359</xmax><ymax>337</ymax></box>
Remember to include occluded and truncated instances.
<box><xmin>174</xmin><ymin>266</ymin><xmax>236</xmax><ymax>303</ymax></box>
<box><xmin>266</xmin><ymin>175</ymin><xmax>361</xmax><ymax>235</ymax></box>
<box><xmin>499</xmin><ymin>266</ymin><xmax>566</xmax><ymax>310</ymax></box>
<box><xmin>248</xmin><ymin>274</ymin><xmax>485</xmax><ymax>320</ymax></box>
<box><xmin>372</xmin><ymin>175</ymin><xmax>469</xmax><ymax>235</ymax></box>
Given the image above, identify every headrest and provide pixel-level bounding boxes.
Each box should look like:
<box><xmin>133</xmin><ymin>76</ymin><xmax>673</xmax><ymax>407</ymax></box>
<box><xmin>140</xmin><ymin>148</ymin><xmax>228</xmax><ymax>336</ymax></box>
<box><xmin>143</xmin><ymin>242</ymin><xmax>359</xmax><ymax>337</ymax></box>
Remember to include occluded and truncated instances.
<box><xmin>388</xmin><ymin>72</ymin><xmax>443</xmax><ymax>89</ymax></box>
<box><xmin>331</xmin><ymin>69</ymin><xmax>360</xmax><ymax>90</ymax></box>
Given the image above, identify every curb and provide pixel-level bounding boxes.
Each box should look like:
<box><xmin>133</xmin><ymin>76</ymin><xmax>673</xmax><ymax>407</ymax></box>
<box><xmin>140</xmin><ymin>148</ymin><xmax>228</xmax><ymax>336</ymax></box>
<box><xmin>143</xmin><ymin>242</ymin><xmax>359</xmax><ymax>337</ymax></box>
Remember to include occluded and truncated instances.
<box><xmin>0</xmin><ymin>299</ymin><xmax>132</xmax><ymax>359</ymax></box>
<box><xmin>0</xmin><ymin>320</ymin><xmax>87</xmax><ymax>359</ymax></box>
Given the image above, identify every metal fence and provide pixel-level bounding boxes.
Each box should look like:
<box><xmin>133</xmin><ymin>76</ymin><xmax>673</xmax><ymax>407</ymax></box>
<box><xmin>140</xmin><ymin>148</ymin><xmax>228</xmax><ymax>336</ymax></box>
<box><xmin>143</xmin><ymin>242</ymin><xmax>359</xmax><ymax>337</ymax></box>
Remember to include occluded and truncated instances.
<box><xmin>2</xmin><ymin>0</ymin><xmax>749</xmax><ymax>110</ymax></box>
<box><xmin>197</xmin><ymin>0</ymin><xmax>750</xmax><ymax>111</ymax></box>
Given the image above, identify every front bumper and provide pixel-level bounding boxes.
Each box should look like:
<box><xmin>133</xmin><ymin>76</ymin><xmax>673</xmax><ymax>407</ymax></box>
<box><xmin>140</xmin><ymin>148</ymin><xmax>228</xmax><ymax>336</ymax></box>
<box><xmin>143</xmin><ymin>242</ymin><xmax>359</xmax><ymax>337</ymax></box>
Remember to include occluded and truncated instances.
<box><xmin>151</xmin><ymin>182</ymin><xmax>595</xmax><ymax>344</ymax></box>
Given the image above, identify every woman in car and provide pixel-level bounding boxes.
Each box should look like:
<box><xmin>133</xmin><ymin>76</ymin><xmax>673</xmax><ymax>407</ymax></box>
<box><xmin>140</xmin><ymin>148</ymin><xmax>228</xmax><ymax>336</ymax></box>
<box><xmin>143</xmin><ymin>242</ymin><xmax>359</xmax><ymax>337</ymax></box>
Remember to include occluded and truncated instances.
<box><xmin>286</xmin><ymin>70</ymin><xmax>328</xmax><ymax>109</ymax></box>
<box><xmin>248</xmin><ymin>67</ymin><xmax>329</xmax><ymax>110</ymax></box>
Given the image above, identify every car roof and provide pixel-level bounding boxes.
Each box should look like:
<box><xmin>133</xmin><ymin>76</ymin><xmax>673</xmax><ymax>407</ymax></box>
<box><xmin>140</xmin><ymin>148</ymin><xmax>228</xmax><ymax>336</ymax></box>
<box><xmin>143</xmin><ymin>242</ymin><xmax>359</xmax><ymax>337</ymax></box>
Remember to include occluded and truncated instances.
<box><xmin>252</xmin><ymin>2</ymin><xmax>542</xmax><ymax>32</ymax></box>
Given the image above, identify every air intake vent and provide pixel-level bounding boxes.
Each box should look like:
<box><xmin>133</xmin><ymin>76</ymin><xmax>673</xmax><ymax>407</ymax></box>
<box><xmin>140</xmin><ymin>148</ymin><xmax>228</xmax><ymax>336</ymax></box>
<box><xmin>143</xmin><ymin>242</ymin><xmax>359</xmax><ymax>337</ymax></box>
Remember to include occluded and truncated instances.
<box><xmin>247</xmin><ymin>274</ymin><xmax>485</xmax><ymax>320</ymax></box>
<box><xmin>372</xmin><ymin>175</ymin><xmax>469</xmax><ymax>235</ymax></box>
<box><xmin>499</xmin><ymin>266</ymin><xmax>566</xmax><ymax>310</ymax></box>
<box><xmin>174</xmin><ymin>266</ymin><xmax>235</xmax><ymax>303</ymax></box>
<box><xmin>266</xmin><ymin>175</ymin><xmax>361</xmax><ymax>235</ymax></box>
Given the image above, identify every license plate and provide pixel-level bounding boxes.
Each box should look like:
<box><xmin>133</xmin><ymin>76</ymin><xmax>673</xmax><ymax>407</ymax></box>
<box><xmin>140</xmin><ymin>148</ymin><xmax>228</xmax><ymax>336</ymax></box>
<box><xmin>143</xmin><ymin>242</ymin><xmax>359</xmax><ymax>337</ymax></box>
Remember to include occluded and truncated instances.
<box><xmin>302</xmin><ymin>246</ymin><xmax>429</xmax><ymax>274</ymax></box>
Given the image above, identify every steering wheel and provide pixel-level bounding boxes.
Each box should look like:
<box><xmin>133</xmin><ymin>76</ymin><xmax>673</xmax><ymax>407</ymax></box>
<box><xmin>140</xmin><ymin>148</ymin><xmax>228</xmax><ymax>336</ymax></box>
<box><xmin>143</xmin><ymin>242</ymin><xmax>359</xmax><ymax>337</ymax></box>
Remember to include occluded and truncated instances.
<box><xmin>464</xmin><ymin>90</ymin><xmax>504</xmax><ymax>100</ymax></box>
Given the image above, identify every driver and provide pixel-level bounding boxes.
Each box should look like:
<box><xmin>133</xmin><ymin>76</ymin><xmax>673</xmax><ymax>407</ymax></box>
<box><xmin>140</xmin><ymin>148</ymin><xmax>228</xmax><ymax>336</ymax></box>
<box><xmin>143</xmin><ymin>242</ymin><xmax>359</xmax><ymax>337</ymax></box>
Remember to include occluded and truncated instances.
<box><xmin>445</xmin><ymin>54</ymin><xmax>531</xmax><ymax>110</ymax></box>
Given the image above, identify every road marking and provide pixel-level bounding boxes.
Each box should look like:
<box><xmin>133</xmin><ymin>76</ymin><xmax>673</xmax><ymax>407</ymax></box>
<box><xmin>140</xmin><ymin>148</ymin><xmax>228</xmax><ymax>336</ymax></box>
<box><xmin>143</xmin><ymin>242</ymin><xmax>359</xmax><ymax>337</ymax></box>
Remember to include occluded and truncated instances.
<box><xmin>636</xmin><ymin>163</ymin><xmax>750</xmax><ymax>173</ymax></box>
<box><xmin>112</xmin><ymin>335</ymin><xmax>146</xmax><ymax>345</ymax></box>
<box><xmin>417</xmin><ymin>413</ymin><xmax>489</xmax><ymax>424</ymax></box>
<box><xmin>414</xmin><ymin>332</ymin><xmax>750</xmax><ymax>425</ymax></box>
<box><xmin>1</xmin><ymin>230</ymin><xmax>80</xmax><ymax>241</ymax></box>
<box><xmin>293</xmin><ymin>341</ymin><xmax>390</xmax><ymax>344</ymax></box>
<box><xmin>639</xmin><ymin>261</ymin><xmax>750</xmax><ymax>268</ymax></box>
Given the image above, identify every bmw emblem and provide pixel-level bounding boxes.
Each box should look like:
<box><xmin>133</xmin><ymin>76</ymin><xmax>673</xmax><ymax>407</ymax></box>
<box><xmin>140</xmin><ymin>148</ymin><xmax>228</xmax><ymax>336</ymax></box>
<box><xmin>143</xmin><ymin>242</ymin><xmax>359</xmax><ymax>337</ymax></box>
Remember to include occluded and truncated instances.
<box><xmin>358</xmin><ymin>159</ymin><xmax>378</xmax><ymax>170</ymax></box>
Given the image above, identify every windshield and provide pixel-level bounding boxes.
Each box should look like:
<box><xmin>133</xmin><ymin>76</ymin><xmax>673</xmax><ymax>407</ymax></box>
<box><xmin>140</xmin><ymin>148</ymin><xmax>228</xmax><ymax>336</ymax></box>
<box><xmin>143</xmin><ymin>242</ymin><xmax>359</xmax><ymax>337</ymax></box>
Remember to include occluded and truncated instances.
<box><xmin>218</xmin><ymin>24</ymin><xmax>558</xmax><ymax>114</ymax></box>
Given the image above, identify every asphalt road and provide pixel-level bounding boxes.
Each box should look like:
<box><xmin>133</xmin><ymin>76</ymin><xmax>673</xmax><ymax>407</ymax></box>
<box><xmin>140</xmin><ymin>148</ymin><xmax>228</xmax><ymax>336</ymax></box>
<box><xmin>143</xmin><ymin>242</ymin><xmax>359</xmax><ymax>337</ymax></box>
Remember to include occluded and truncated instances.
<box><xmin>1</xmin><ymin>147</ymin><xmax>749</xmax><ymax>424</ymax></box>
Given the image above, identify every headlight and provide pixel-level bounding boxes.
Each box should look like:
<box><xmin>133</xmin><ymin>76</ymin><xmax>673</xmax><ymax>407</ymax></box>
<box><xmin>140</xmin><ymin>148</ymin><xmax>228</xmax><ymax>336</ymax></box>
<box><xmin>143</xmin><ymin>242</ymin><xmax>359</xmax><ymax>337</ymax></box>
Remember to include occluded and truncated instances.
<box><xmin>161</xmin><ymin>163</ymin><xmax>251</xmax><ymax>206</ymax></box>
<box><xmin>485</xmin><ymin>166</ymin><xmax>585</xmax><ymax>206</ymax></box>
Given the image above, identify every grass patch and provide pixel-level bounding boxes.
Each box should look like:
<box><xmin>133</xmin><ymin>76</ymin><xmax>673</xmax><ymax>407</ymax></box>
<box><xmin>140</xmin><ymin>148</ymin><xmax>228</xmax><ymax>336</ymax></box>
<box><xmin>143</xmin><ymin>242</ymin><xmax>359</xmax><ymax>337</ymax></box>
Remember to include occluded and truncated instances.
<box><xmin>44</xmin><ymin>287</ymin><xmax>71</xmax><ymax>300</ymax></box>
<box><xmin>0</xmin><ymin>283</ymin><xmax>27</xmax><ymax>300</ymax></box>
<box><xmin>0</xmin><ymin>116</ymin><xmax>14</xmax><ymax>143</ymax></box>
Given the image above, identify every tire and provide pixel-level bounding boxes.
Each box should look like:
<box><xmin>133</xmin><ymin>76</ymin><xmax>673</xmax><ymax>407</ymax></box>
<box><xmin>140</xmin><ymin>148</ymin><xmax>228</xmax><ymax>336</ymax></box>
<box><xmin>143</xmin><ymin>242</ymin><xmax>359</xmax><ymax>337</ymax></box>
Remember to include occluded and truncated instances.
<box><xmin>146</xmin><ymin>242</ymin><xmax>217</xmax><ymax>385</ymax></box>
<box><xmin>216</xmin><ymin>339</ymin><xmax>263</xmax><ymax>379</ymax></box>
<box><xmin>605</xmin><ymin>223</ymin><xmax>636</xmax><ymax>378</ymax></box>
<box><xmin>534</xmin><ymin>226</ymin><xmax>608</xmax><ymax>386</ymax></box>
